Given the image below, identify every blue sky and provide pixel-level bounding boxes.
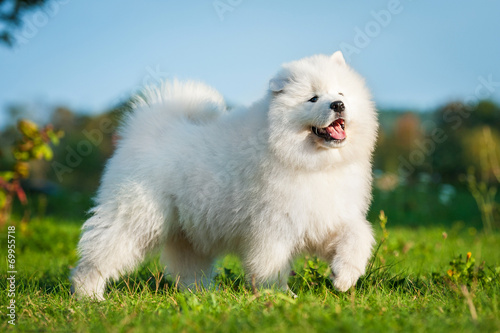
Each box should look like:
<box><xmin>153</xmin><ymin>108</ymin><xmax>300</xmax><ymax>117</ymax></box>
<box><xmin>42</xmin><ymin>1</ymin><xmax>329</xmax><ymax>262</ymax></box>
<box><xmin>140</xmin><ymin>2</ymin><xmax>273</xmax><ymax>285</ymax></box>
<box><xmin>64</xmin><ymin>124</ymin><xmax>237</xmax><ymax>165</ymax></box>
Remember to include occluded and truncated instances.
<box><xmin>1</xmin><ymin>0</ymin><xmax>499</xmax><ymax>127</ymax></box>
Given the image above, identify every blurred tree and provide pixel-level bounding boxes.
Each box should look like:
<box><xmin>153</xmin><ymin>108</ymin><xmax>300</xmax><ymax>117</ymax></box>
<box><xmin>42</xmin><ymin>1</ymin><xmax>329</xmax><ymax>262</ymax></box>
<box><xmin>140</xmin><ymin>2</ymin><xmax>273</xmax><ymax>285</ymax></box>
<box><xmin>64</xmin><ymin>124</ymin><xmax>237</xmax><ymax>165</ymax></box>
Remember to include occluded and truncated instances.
<box><xmin>373</xmin><ymin>111</ymin><xmax>425</xmax><ymax>177</ymax></box>
<box><xmin>48</xmin><ymin>107</ymin><xmax>121</xmax><ymax>193</ymax></box>
<box><xmin>433</xmin><ymin>100</ymin><xmax>500</xmax><ymax>182</ymax></box>
<box><xmin>394</xmin><ymin>112</ymin><xmax>422</xmax><ymax>150</ymax></box>
<box><xmin>51</xmin><ymin>107</ymin><xmax>77</xmax><ymax>133</ymax></box>
<box><xmin>0</xmin><ymin>0</ymin><xmax>48</xmax><ymax>46</ymax></box>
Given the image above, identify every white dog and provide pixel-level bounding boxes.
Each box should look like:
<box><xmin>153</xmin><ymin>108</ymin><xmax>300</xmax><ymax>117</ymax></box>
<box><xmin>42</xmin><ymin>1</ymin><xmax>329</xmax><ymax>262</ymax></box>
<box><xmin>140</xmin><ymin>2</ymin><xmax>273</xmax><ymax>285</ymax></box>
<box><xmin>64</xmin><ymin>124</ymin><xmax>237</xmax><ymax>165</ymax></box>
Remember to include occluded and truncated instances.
<box><xmin>71</xmin><ymin>51</ymin><xmax>378</xmax><ymax>300</ymax></box>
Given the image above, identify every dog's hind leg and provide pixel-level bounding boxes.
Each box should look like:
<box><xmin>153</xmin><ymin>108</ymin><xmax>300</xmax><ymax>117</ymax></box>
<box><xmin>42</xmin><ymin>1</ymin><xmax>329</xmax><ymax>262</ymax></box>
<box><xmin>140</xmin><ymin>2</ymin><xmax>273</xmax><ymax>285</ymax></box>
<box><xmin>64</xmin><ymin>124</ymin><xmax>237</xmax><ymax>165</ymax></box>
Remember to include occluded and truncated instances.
<box><xmin>71</xmin><ymin>203</ymin><xmax>165</xmax><ymax>300</ymax></box>
<box><xmin>161</xmin><ymin>231</ymin><xmax>215</xmax><ymax>291</ymax></box>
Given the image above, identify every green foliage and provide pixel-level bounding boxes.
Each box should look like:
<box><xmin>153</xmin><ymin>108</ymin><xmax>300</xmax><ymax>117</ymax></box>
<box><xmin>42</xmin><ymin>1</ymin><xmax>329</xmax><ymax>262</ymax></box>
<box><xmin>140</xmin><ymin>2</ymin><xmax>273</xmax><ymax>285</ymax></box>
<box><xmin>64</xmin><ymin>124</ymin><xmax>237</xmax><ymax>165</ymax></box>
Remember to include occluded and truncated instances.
<box><xmin>214</xmin><ymin>267</ymin><xmax>245</xmax><ymax>291</ymax></box>
<box><xmin>437</xmin><ymin>252</ymin><xmax>500</xmax><ymax>286</ymax></box>
<box><xmin>0</xmin><ymin>119</ymin><xmax>63</xmax><ymax>225</ymax></box>
<box><xmin>379</xmin><ymin>210</ymin><xmax>389</xmax><ymax>241</ymax></box>
<box><xmin>463</xmin><ymin>127</ymin><xmax>500</xmax><ymax>232</ymax></box>
<box><xmin>374</xmin><ymin>101</ymin><xmax>500</xmax><ymax>183</ymax></box>
<box><xmin>432</xmin><ymin>100</ymin><xmax>500</xmax><ymax>182</ymax></box>
<box><xmin>369</xmin><ymin>183</ymin><xmax>484</xmax><ymax>229</ymax></box>
<box><xmin>289</xmin><ymin>257</ymin><xmax>333</xmax><ymax>292</ymax></box>
<box><xmin>14</xmin><ymin>119</ymin><xmax>63</xmax><ymax>162</ymax></box>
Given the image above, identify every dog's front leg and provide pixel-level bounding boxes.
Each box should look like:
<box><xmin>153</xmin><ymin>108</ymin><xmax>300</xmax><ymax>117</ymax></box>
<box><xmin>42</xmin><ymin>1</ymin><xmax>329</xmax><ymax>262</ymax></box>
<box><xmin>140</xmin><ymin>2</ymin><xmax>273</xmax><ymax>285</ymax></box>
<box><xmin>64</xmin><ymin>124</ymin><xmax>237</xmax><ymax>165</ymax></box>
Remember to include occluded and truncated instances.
<box><xmin>328</xmin><ymin>220</ymin><xmax>375</xmax><ymax>292</ymax></box>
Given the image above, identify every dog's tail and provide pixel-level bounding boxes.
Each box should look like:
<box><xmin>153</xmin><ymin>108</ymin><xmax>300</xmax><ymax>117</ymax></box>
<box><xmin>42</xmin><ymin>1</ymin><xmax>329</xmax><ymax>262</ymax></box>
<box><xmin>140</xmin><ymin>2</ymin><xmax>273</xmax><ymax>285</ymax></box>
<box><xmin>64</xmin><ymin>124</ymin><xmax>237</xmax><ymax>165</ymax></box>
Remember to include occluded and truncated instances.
<box><xmin>130</xmin><ymin>79</ymin><xmax>227</xmax><ymax>125</ymax></box>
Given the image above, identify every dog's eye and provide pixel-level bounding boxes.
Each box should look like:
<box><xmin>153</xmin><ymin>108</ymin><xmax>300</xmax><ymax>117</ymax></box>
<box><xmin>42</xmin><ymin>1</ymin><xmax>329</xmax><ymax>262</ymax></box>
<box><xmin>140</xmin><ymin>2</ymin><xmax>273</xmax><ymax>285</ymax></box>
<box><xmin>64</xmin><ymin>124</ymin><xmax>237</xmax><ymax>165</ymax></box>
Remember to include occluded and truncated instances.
<box><xmin>338</xmin><ymin>92</ymin><xmax>344</xmax><ymax>96</ymax></box>
<box><xmin>308</xmin><ymin>96</ymin><xmax>319</xmax><ymax>103</ymax></box>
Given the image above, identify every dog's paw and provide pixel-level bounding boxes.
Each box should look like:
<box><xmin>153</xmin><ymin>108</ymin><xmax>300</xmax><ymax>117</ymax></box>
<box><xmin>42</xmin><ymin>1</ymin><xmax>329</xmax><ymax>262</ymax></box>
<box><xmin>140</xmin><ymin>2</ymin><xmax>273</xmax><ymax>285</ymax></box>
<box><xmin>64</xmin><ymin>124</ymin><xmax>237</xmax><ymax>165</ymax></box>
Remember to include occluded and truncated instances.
<box><xmin>330</xmin><ymin>260</ymin><xmax>364</xmax><ymax>292</ymax></box>
<box><xmin>70</xmin><ymin>278</ymin><xmax>106</xmax><ymax>301</ymax></box>
<box><xmin>71</xmin><ymin>285</ymin><xmax>106</xmax><ymax>301</ymax></box>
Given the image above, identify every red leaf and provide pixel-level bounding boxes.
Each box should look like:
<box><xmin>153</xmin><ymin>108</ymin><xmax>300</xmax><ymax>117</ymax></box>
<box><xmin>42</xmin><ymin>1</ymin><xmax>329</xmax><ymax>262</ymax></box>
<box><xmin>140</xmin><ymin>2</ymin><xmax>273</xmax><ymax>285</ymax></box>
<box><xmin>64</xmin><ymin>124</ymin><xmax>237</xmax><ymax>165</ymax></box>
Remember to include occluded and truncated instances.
<box><xmin>14</xmin><ymin>183</ymin><xmax>27</xmax><ymax>205</ymax></box>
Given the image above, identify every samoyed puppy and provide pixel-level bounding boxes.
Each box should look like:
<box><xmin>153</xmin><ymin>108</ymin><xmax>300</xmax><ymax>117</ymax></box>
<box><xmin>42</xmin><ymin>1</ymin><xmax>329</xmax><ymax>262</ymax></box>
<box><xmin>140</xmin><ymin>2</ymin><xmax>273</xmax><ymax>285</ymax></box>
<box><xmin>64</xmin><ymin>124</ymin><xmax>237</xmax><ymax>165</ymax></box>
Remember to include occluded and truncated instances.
<box><xmin>71</xmin><ymin>51</ymin><xmax>378</xmax><ymax>300</ymax></box>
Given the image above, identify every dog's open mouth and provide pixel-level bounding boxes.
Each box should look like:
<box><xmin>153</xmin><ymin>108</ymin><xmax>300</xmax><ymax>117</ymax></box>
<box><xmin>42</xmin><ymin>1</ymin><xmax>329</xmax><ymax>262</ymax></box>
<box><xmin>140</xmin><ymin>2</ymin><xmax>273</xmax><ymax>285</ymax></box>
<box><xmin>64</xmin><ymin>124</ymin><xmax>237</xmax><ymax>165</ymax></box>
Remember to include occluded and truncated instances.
<box><xmin>311</xmin><ymin>118</ymin><xmax>346</xmax><ymax>142</ymax></box>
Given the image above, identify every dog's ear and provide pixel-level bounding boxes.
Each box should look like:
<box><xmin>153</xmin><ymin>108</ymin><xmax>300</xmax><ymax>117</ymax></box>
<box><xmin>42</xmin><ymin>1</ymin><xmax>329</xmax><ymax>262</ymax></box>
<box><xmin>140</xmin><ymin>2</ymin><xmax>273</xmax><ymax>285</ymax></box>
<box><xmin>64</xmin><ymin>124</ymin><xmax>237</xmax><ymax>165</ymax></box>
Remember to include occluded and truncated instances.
<box><xmin>269</xmin><ymin>77</ymin><xmax>288</xmax><ymax>93</ymax></box>
<box><xmin>331</xmin><ymin>51</ymin><xmax>346</xmax><ymax>66</ymax></box>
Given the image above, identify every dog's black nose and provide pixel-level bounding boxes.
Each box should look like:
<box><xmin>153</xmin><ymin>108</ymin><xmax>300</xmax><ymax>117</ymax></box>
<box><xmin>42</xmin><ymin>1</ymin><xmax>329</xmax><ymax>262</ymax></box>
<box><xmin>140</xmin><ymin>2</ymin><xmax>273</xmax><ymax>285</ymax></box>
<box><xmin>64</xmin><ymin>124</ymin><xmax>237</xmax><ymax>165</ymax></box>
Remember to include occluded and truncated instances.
<box><xmin>330</xmin><ymin>101</ymin><xmax>345</xmax><ymax>112</ymax></box>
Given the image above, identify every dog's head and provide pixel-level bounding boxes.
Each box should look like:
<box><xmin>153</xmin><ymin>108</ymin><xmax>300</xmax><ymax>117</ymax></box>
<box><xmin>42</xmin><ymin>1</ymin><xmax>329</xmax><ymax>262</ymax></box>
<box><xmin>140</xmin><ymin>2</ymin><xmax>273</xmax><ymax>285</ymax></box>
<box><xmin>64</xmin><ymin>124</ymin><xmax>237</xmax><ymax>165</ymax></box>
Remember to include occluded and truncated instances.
<box><xmin>267</xmin><ymin>51</ymin><xmax>378</xmax><ymax>170</ymax></box>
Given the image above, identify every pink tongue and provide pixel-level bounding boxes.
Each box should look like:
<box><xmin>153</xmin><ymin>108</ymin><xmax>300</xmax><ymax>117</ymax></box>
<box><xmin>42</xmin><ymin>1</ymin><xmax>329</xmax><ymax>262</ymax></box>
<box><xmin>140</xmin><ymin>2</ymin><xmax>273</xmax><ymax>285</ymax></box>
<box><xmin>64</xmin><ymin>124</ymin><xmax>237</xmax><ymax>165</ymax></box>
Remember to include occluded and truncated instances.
<box><xmin>325</xmin><ymin>122</ymin><xmax>346</xmax><ymax>140</ymax></box>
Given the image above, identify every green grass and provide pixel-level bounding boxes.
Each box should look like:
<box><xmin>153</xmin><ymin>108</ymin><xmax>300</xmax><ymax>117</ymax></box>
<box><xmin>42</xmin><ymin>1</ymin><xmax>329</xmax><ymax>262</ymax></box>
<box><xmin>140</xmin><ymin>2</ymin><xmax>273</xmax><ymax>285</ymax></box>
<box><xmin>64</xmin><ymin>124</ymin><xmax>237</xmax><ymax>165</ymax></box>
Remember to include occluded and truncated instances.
<box><xmin>1</xmin><ymin>215</ymin><xmax>499</xmax><ymax>332</ymax></box>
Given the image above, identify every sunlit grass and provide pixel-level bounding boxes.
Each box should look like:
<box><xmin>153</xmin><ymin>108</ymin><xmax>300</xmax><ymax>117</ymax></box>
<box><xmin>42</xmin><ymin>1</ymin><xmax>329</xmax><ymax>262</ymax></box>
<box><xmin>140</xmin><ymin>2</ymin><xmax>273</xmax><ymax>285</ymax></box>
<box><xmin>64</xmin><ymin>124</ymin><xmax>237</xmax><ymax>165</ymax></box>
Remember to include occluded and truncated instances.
<box><xmin>1</xmin><ymin>217</ymin><xmax>499</xmax><ymax>332</ymax></box>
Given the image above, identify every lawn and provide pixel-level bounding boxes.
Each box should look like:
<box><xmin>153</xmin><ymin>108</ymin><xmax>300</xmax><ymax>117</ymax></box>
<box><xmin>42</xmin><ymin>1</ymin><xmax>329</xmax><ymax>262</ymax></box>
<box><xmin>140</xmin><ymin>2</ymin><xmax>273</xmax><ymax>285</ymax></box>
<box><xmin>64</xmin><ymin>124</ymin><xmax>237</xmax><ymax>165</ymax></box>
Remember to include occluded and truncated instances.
<box><xmin>1</xmin><ymin>185</ymin><xmax>499</xmax><ymax>332</ymax></box>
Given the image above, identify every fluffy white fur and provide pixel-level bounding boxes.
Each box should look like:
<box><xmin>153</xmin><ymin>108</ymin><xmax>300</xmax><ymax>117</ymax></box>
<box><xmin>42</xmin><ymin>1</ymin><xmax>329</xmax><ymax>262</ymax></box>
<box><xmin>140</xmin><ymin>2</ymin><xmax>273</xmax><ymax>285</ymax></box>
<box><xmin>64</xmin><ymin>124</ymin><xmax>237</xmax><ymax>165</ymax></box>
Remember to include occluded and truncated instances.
<box><xmin>71</xmin><ymin>51</ymin><xmax>378</xmax><ymax>300</ymax></box>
